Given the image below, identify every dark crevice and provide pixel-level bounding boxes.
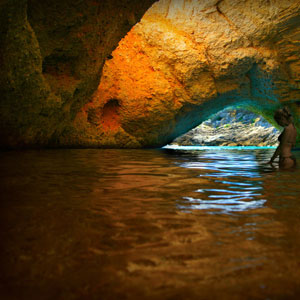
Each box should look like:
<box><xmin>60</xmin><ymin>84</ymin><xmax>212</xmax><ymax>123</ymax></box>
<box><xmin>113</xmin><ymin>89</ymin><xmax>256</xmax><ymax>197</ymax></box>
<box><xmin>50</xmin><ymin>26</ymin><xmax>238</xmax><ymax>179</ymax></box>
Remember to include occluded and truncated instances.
<box><xmin>42</xmin><ymin>50</ymin><xmax>76</xmax><ymax>77</ymax></box>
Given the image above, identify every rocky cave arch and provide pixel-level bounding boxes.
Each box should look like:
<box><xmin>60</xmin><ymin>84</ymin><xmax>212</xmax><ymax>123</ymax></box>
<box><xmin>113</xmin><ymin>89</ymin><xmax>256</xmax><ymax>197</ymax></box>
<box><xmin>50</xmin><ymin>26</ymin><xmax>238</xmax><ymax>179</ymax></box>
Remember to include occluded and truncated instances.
<box><xmin>1</xmin><ymin>0</ymin><xmax>300</xmax><ymax>148</ymax></box>
<box><xmin>72</xmin><ymin>0</ymin><xmax>300</xmax><ymax>148</ymax></box>
<box><xmin>170</xmin><ymin>105</ymin><xmax>280</xmax><ymax>147</ymax></box>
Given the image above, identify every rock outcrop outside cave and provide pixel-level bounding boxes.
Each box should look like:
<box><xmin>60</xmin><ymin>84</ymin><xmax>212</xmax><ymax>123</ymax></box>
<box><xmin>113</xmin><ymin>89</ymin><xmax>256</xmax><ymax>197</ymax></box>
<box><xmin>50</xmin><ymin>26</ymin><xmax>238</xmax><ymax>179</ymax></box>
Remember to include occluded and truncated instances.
<box><xmin>172</xmin><ymin>108</ymin><xmax>280</xmax><ymax>147</ymax></box>
<box><xmin>74</xmin><ymin>0</ymin><xmax>300</xmax><ymax>148</ymax></box>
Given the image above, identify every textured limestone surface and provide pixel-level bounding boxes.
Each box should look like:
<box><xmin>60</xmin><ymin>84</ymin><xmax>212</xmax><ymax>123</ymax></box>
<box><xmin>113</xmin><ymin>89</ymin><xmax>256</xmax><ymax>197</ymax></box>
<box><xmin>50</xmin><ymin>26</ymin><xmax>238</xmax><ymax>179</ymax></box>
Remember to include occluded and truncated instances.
<box><xmin>172</xmin><ymin>108</ymin><xmax>280</xmax><ymax>146</ymax></box>
<box><xmin>1</xmin><ymin>0</ymin><xmax>300</xmax><ymax>148</ymax></box>
<box><xmin>0</xmin><ymin>0</ymin><xmax>155</xmax><ymax>148</ymax></box>
<box><xmin>75</xmin><ymin>0</ymin><xmax>300</xmax><ymax>148</ymax></box>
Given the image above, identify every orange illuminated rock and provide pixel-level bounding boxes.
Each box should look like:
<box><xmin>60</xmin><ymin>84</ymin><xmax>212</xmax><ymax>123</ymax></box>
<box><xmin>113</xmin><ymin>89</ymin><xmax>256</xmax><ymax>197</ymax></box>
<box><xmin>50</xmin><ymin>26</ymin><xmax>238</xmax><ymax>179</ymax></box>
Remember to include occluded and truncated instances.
<box><xmin>72</xmin><ymin>0</ymin><xmax>300</xmax><ymax>148</ymax></box>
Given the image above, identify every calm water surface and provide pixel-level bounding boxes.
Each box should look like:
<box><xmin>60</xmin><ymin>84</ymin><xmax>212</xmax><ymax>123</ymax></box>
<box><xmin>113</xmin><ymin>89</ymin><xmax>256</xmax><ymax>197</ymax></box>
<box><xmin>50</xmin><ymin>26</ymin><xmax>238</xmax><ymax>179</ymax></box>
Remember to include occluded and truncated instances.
<box><xmin>1</xmin><ymin>147</ymin><xmax>300</xmax><ymax>299</ymax></box>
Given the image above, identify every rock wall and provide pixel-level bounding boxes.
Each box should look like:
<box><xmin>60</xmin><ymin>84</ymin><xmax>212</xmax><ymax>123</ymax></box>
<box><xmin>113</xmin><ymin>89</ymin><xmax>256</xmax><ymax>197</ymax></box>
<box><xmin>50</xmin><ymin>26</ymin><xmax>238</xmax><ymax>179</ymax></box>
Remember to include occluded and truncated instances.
<box><xmin>73</xmin><ymin>0</ymin><xmax>300</xmax><ymax>148</ymax></box>
<box><xmin>1</xmin><ymin>0</ymin><xmax>300</xmax><ymax>148</ymax></box>
<box><xmin>0</xmin><ymin>0</ymin><xmax>156</xmax><ymax>148</ymax></box>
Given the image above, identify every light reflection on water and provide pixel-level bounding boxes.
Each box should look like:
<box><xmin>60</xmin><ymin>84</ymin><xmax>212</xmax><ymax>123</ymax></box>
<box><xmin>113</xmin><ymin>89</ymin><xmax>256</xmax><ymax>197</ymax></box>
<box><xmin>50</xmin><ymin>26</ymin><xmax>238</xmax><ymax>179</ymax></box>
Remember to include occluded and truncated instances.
<box><xmin>173</xmin><ymin>148</ymin><xmax>267</xmax><ymax>214</ymax></box>
<box><xmin>179</xmin><ymin>197</ymin><xmax>267</xmax><ymax>214</ymax></box>
<box><xmin>1</xmin><ymin>147</ymin><xmax>300</xmax><ymax>299</ymax></box>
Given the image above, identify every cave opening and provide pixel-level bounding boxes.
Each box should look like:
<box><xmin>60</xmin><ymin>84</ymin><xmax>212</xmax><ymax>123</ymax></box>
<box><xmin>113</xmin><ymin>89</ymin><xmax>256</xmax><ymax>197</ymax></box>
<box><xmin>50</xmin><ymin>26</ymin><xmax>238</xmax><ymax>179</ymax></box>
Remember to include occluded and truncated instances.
<box><xmin>168</xmin><ymin>106</ymin><xmax>280</xmax><ymax>147</ymax></box>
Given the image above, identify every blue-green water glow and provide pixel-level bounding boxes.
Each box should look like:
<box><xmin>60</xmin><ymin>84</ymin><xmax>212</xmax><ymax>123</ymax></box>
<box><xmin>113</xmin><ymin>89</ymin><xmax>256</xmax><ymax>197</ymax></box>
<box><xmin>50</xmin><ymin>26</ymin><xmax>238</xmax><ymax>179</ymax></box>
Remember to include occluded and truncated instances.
<box><xmin>163</xmin><ymin>145</ymin><xmax>277</xmax><ymax>150</ymax></box>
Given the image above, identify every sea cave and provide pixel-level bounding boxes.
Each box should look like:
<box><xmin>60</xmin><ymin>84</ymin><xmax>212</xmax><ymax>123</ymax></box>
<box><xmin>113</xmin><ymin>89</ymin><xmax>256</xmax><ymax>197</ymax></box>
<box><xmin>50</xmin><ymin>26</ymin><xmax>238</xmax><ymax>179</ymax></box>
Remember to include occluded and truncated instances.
<box><xmin>1</xmin><ymin>0</ymin><xmax>300</xmax><ymax>299</ymax></box>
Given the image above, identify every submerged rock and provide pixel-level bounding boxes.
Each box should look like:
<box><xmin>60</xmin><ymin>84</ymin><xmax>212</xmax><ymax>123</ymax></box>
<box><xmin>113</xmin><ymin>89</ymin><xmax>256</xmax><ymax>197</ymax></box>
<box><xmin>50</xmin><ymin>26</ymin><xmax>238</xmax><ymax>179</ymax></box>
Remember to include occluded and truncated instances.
<box><xmin>172</xmin><ymin>108</ymin><xmax>280</xmax><ymax>146</ymax></box>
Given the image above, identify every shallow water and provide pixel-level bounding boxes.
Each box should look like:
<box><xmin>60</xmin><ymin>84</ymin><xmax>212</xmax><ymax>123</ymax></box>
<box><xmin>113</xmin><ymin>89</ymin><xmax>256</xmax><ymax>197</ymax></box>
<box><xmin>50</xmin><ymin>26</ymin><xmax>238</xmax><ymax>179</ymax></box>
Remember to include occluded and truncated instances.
<box><xmin>0</xmin><ymin>147</ymin><xmax>300</xmax><ymax>299</ymax></box>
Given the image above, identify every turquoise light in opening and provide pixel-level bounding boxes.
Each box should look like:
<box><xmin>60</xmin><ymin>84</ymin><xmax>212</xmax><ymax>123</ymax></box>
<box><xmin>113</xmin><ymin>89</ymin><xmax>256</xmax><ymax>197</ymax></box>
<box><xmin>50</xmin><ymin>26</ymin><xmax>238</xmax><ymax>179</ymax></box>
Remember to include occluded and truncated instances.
<box><xmin>163</xmin><ymin>145</ymin><xmax>276</xmax><ymax>150</ymax></box>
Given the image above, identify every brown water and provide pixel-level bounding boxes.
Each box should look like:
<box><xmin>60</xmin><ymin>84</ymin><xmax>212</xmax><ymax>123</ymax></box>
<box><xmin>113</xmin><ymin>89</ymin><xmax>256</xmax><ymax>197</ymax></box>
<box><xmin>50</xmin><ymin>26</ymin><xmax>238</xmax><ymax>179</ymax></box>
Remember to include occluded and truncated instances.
<box><xmin>0</xmin><ymin>148</ymin><xmax>300</xmax><ymax>300</ymax></box>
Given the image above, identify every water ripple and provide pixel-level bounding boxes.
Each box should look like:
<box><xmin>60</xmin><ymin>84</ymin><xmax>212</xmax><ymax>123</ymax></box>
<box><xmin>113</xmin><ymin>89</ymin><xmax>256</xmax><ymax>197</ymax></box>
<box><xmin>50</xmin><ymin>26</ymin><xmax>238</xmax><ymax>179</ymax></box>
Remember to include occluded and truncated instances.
<box><xmin>175</xmin><ymin>147</ymin><xmax>268</xmax><ymax>214</ymax></box>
